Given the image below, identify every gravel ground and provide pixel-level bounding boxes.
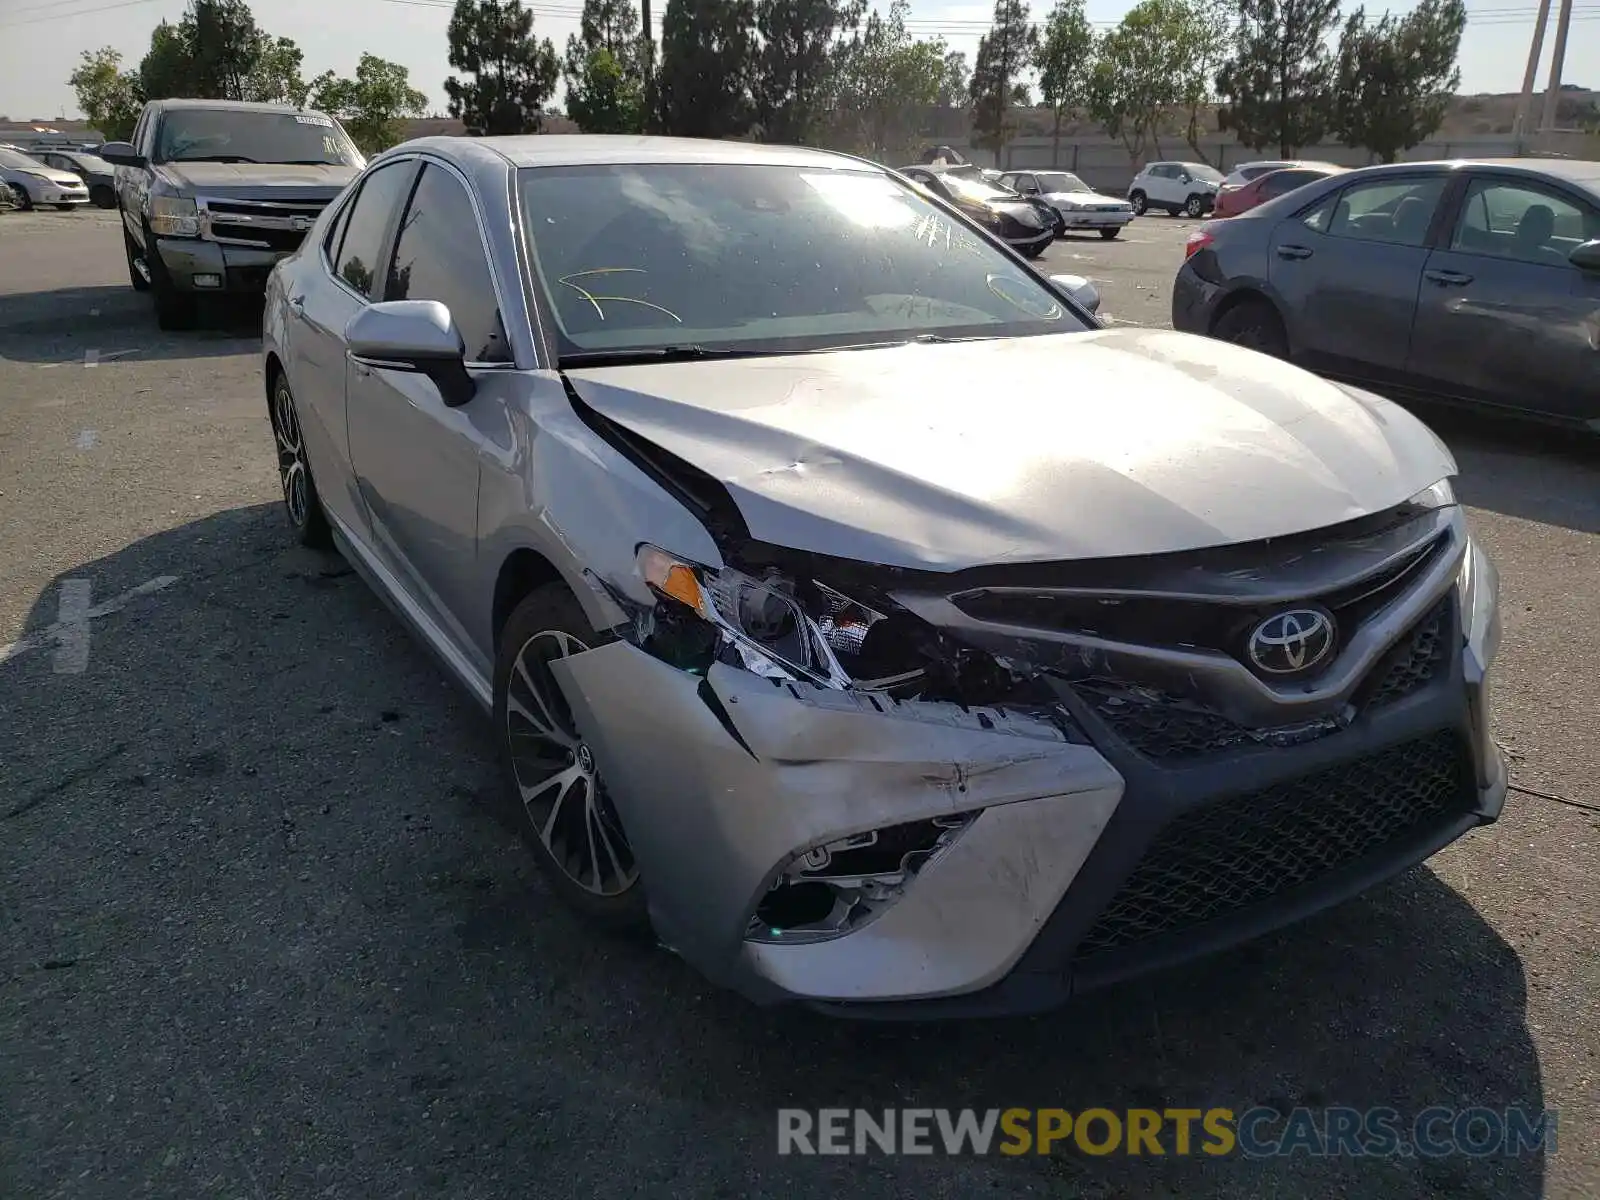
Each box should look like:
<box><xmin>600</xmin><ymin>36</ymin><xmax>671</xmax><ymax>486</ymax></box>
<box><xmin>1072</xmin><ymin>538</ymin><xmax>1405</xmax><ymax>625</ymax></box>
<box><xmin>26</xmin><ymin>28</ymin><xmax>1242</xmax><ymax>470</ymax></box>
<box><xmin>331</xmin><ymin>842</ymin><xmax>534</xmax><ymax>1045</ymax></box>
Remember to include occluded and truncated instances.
<box><xmin>1</xmin><ymin>207</ymin><xmax>1595</xmax><ymax>1199</ymax></box>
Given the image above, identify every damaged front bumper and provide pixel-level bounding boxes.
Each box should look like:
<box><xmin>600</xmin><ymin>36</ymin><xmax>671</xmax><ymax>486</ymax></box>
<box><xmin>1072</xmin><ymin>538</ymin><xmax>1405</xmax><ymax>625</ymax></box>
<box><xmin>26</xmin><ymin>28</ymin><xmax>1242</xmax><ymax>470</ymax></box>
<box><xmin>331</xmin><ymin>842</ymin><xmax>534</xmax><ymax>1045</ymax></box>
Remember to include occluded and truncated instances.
<box><xmin>550</xmin><ymin>534</ymin><xmax>1504</xmax><ymax>1016</ymax></box>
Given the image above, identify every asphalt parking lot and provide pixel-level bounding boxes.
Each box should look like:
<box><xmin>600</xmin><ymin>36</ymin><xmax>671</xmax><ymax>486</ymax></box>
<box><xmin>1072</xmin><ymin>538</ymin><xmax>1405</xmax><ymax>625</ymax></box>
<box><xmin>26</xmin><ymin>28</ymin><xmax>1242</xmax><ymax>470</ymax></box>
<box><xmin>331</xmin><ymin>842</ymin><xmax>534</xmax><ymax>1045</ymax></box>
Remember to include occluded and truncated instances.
<box><xmin>2</xmin><ymin>207</ymin><xmax>1597</xmax><ymax>1199</ymax></box>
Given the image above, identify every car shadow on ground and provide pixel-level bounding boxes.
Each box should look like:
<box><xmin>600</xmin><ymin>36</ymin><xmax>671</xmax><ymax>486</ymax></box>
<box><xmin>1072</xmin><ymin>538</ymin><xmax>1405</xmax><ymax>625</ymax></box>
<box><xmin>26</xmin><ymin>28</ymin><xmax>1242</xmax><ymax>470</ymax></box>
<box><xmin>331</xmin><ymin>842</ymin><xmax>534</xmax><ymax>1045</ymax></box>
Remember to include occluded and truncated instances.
<box><xmin>1414</xmin><ymin>402</ymin><xmax>1600</xmax><ymax>536</ymax></box>
<box><xmin>0</xmin><ymin>284</ymin><xmax>261</xmax><ymax>365</ymax></box>
<box><xmin>0</xmin><ymin>504</ymin><xmax>1547</xmax><ymax>1199</ymax></box>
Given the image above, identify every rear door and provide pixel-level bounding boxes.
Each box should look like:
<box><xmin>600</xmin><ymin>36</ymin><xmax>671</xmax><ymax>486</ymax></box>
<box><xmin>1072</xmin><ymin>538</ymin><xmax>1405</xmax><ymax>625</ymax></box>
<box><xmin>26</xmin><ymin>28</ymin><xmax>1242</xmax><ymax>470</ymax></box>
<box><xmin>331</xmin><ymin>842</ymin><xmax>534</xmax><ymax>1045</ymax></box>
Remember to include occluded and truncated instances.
<box><xmin>1267</xmin><ymin>172</ymin><xmax>1449</xmax><ymax>385</ymax></box>
<box><xmin>1406</xmin><ymin>172</ymin><xmax>1600</xmax><ymax>422</ymax></box>
<box><xmin>287</xmin><ymin>156</ymin><xmax>418</xmax><ymax>536</ymax></box>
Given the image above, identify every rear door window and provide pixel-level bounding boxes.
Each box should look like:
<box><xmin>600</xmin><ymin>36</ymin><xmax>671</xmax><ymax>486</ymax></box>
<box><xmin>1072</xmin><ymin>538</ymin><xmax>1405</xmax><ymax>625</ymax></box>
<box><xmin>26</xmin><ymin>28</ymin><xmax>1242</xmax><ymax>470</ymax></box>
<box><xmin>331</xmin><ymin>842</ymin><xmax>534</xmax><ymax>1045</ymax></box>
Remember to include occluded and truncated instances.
<box><xmin>1316</xmin><ymin>177</ymin><xmax>1447</xmax><ymax>246</ymax></box>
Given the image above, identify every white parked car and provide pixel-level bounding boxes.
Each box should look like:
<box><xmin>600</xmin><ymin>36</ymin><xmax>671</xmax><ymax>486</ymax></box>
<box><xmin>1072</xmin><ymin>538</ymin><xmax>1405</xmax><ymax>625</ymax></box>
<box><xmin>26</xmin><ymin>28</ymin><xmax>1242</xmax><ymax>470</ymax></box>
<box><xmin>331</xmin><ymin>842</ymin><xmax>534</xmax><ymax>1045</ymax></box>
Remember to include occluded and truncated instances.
<box><xmin>1126</xmin><ymin>161</ymin><xmax>1225</xmax><ymax>218</ymax></box>
<box><xmin>997</xmin><ymin>170</ymin><xmax>1134</xmax><ymax>239</ymax></box>
<box><xmin>0</xmin><ymin>145</ymin><xmax>89</xmax><ymax>210</ymax></box>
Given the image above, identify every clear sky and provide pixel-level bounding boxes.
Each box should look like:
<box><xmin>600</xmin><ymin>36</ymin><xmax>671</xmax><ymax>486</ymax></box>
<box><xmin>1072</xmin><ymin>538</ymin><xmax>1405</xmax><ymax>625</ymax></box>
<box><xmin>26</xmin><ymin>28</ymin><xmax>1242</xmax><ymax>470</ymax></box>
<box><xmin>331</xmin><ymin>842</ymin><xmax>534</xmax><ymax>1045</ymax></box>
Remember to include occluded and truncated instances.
<box><xmin>0</xmin><ymin>0</ymin><xmax>1594</xmax><ymax>124</ymax></box>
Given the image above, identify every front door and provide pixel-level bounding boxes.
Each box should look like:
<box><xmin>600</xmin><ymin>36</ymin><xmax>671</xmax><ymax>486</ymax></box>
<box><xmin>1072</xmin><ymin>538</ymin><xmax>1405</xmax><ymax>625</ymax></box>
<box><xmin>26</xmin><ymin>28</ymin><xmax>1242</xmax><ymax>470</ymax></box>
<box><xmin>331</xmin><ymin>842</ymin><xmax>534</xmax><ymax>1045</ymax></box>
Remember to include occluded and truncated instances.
<box><xmin>1268</xmin><ymin>173</ymin><xmax>1449</xmax><ymax>386</ymax></box>
<box><xmin>1406</xmin><ymin>173</ymin><xmax>1600</xmax><ymax>423</ymax></box>
<box><xmin>345</xmin><ymin>160</ymin><xmax>517</xmax><ymax>653</ymax></box>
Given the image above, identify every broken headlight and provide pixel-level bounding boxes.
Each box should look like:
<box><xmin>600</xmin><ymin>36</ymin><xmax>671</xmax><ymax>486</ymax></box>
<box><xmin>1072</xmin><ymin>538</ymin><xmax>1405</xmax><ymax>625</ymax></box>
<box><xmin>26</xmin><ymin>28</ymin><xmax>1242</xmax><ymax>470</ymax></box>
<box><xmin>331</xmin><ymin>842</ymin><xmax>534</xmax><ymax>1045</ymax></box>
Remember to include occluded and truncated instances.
<box><xmin>637</xmin><ymin>545</ymin><xmax>854</xmax><ymax>688</ymax></box>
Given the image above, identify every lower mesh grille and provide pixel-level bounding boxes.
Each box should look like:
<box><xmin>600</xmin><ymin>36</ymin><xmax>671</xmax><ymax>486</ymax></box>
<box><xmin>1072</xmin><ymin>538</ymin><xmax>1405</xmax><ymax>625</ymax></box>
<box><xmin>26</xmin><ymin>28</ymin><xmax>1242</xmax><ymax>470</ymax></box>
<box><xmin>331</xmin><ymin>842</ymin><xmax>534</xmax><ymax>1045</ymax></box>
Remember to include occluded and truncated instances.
<box><xmin>1364</xmin><ymin>598</ymin><xmax>1449</xmax><ymax>708</ymax></box>
<box><xmin>1072</xmin><ymin>730</ymin><xmax>1470</xmax><ymax>960</ymax></box>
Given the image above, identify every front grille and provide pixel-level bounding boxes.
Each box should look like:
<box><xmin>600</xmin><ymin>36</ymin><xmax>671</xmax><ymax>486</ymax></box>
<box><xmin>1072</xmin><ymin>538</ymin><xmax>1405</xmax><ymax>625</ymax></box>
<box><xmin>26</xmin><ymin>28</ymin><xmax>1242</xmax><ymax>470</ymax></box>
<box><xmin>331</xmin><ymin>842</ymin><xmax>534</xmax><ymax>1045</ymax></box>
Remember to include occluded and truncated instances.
<box><xmin>1072</xmin><ymin>592</ymin><xmax>1453</xmax><ymax>762</ymax></box>
<box><xmin>1075</xmin><ymin>683</ymin><xmax>1254</xmax><ymax>760</ymax></box>
<box><xmin>201</xmin><ymin>197</ymin><xmax>328</xmax><ymax>251</ymax></box>
<box><xmin>1364</xmin><ymin>597</ymin><xmax>1449</xmax><ymax>709</ymax></box>
<box><xmin>1072</xmin><ymin>730</ymin><xmax>1470</xmax><ymax>960</ymax></box>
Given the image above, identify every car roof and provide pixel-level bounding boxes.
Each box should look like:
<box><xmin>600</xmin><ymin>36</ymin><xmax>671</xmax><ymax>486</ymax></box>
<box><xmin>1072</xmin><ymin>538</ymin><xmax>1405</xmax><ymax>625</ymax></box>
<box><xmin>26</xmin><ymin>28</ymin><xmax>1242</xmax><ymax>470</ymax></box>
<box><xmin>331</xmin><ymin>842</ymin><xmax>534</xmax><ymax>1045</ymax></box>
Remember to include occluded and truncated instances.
<box><xmin>1334</xmin><ymin>156</ymin><xmax>1600</xmax><ymax>197</ymax></box>
<box><xmin>414</xmin><ymin>134</ymin><xmax>872</xmax><ymax>171</ymax></box>
<box><xmin>146</xmin><ymin>97</ymin><xmax>337</xmax><ymax>119</ymax></box>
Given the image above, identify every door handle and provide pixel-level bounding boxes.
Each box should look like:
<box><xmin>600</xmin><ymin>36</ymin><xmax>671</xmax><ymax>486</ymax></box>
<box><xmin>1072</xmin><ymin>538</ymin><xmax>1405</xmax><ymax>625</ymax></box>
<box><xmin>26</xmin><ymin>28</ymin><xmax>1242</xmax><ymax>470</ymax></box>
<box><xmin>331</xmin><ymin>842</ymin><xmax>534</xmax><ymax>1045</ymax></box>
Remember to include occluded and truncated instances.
<box><xmin>288</xmin><ymin>294</ymin><xmax>305</xmax><ymax>312</ymax></box>
<box><xmin>1275</xmin><ymin>244</ymin><xmax>1314</xmax><ymax>260</ymax></box>
<box><xmin>1424</xmin><ymin>269</ymin><xmax>1474</xmax><ymax>286</ymax></box>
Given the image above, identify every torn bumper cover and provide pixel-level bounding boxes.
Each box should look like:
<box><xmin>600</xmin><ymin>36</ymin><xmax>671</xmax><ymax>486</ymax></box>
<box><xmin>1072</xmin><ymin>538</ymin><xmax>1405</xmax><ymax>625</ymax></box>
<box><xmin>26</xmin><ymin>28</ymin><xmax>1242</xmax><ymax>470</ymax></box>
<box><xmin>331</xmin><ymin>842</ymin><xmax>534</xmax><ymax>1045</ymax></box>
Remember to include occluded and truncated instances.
<box><xmin>549</xmin><ymin>532</ymin><xmax>1504</xmax><ymax>1016</ymax></box>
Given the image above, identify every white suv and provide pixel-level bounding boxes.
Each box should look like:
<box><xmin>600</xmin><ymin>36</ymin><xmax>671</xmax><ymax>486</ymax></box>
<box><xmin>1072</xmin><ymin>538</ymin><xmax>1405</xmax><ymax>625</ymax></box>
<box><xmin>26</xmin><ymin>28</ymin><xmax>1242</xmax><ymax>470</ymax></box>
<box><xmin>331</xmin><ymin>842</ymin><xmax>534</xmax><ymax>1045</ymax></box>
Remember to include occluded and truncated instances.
<box><xmin>1127</xmin><ymin>161</ymin><xmax>1224</xmax><ymax>217</ymax></box>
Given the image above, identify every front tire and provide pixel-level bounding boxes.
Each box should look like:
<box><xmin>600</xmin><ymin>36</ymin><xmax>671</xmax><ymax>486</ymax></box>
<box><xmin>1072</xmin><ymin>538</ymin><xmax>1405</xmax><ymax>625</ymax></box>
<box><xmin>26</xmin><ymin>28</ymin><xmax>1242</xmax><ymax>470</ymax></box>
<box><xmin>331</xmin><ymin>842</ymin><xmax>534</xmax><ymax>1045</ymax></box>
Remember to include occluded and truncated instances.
<box><xmin>268</xmin><ymin>371</ymin><xmax>333</xmax><ymax>549</ymax></box>
<box><xmin>1185</xmin><ymin>193</ymin><xmax>1208</xmax><ymax>218</ymax></box>
<box><xmin>495</xmin><ymin>584</ymin><xmax>648</xmax><ymax>931</ymax></box>
<box><xmin>1212</xmin><ymin>297</ymin><xmax>1289</xmax><ymax>358</ymax></box>
<box><xmin>1128</xmin><ymin>190</ymin><xmax>1147</xmax><ymax>216</ymax></box>
<box><xmin>91</xmin><ymin>185</ymin><xmax>114</xmax><ymax>209</ymax></box>
<box><xmin>1099</xmin><ymin>227</ymin><xmax>1121</xmax><ymax>240</ymax></box>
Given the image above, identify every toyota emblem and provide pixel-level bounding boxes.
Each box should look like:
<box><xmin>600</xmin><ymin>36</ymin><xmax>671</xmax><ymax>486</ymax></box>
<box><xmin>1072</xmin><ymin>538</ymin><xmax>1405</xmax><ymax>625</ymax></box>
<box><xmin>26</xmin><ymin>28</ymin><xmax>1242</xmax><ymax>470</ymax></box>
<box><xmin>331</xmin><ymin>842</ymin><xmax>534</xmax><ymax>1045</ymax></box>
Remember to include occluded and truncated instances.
<box><xmin>1247</xmin><ymin>608</ymin><xmax>1336</xmax><ymax>676</ymax></box>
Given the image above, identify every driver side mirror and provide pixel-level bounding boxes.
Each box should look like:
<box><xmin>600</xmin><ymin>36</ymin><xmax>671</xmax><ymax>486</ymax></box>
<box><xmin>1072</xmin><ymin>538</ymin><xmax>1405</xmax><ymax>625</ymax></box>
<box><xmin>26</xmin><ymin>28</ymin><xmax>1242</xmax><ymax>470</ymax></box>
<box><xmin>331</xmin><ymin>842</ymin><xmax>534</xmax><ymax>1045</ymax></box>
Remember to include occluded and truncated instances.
<box><xmin>98</xmin><ymin>141</ymin><xmax>146</xmax><ymax>168</ymax></box>
<box><xmin>1048</xmin><ymin>273</ymin><xmax>1101</xmax><ymax>314</ymax></box>
<box><xmin>1571</xmin><ymin>240</ymin><xmax>1600</xmax><ymax>273</ymax></box>
<box><xmin>345</xmin><ymin>300</ymin><xmax>477</xmax><ymax>408</ymax></box>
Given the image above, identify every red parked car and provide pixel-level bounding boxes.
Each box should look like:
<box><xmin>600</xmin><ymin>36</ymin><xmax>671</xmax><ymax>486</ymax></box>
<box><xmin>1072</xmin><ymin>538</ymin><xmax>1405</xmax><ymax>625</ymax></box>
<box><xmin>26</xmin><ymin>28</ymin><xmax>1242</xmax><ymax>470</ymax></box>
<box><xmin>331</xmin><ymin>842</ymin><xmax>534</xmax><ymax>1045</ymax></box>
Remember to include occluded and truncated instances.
<box><xmin>1212</xmin><ymin>164</ymin><xmax>1346</xmax><ymax>218</ymax></box>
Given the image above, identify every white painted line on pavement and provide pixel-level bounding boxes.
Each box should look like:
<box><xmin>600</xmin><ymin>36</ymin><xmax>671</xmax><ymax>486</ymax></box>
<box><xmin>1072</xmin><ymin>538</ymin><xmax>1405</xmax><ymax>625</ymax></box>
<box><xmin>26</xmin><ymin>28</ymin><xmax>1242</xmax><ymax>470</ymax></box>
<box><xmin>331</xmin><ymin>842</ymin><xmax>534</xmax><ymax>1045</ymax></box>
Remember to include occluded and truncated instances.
<box><xmin>75</xmin><ymin>429</ymin><xmax>97</xmax><ymax>450</ymax></box>
<box><xmin>52</xmin><ymin>579</ymin><xmax>92</xmax><ymax>674</ymax></box>
<box><xmin>0</xmin><ymin>575</ymin><xmax>180</xmax><ymax>671</ymax></box>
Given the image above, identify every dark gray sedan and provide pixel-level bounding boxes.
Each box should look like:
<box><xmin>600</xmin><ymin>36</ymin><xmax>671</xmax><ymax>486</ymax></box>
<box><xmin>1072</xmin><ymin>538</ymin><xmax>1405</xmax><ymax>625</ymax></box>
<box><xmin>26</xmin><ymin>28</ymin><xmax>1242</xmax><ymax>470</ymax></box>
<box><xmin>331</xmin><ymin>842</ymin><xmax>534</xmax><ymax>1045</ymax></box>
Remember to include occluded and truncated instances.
<box><xmin>1172</xmin><ymin>158</ymin><xmax>1600</xmax><ymax>428</ymax></box>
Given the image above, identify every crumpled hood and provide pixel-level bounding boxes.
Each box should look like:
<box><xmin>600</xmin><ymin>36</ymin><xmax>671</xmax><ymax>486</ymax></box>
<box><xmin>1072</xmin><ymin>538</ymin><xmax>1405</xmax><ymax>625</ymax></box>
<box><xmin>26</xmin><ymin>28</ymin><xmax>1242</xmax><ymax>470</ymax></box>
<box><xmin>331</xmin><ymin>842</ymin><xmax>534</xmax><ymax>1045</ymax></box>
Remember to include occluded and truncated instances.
<box><xmin>564</xmin><ymin>328</ymin><xmax>1456</xmax><ymax>572</ymax></box>
<box><xmin>154</xmin><ymin>161</ymin><xmax>358</xmax><ymax>200</ymax></box>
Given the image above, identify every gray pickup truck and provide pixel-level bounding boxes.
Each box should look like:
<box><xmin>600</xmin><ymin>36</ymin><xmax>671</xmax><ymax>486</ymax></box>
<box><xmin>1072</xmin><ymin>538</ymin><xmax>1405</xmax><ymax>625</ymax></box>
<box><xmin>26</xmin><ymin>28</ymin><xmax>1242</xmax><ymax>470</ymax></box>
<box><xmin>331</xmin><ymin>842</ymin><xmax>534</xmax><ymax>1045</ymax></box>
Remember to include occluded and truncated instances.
<box><xmin>99</xmin><ymin>98</ymin><xmax>366</xmax><ymax>330</ymax></box>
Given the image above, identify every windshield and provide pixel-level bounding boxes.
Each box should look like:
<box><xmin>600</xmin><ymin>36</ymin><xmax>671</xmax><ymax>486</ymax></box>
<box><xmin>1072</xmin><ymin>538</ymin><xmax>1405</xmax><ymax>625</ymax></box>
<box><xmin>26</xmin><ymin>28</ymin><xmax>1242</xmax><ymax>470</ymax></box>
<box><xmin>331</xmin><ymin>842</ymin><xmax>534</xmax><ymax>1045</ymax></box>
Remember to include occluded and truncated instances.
<box><xmin>1185</xmin><ymin>163</ymin><xmax>1225</xmax><ymax>184</ymax></box>
<box><xmin>940</xmin><ymin>173</ymin><xmax>1017</xmax><ymax>205</ymax></box>
<box><xmin>0</xmin><ymin>148</ymin><xmax>46</xmax><ymax>169</ymax></box>
<box><xmin>518</xmin><ymin>163</ymin><xmax>1087</xmax><ymax>361</ymax></box>
<box><xmin>153</xmin><ymin>109</ymin><xmax>361</xmax><ymax>165</ymax></box>
<box><xmin>69</xmin><ymin>155</ymin><xmax>113</xmax><ymax>172</ymax></box>
<box><xmin>1035</xmin><ymin>172</ymin><xmax>1090</xmax><ymax>193</ymax></box>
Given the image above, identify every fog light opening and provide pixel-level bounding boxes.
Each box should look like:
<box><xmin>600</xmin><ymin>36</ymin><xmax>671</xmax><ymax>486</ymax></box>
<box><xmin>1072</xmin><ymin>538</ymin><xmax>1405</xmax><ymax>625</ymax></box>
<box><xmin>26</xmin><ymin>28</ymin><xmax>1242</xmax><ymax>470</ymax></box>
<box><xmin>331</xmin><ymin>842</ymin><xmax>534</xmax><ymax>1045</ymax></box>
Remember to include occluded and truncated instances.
<box><xmin>192</xmin><ymin>273</ymin><xmax>223</xmax><ymax>289</ymax></box>
<box><xmin>756</xmin><ymin>881</ymin><xmax>836</xmax><ymax>932</ymax></box>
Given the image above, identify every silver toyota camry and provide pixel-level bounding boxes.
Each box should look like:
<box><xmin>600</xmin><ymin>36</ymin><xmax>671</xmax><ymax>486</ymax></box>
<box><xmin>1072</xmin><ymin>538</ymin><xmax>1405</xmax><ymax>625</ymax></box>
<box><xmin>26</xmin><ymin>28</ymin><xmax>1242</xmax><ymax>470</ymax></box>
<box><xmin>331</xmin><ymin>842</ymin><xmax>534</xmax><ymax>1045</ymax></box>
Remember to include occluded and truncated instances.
<box><xmin>262</xmin><ymin>136</ymin><xmax>1505</xmax><ymax>1017</ymax></box>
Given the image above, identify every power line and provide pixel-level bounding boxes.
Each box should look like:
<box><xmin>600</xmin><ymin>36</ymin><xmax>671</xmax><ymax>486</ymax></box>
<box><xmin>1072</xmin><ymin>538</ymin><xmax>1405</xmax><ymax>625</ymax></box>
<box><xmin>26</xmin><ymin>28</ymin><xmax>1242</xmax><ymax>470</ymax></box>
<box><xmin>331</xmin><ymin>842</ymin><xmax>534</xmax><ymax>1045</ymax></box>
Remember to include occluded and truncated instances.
<box><xmin>0</xmin><ymin>0</ymin><xmax>171</xmax><ymax>29</ymax></box>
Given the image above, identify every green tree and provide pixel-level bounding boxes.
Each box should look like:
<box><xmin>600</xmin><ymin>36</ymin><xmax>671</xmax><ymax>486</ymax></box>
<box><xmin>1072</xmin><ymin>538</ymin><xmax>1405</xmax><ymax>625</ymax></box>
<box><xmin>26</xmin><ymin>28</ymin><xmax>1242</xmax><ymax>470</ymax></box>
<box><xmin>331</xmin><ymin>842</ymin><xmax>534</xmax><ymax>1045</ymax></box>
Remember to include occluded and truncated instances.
<box><xmin>243</xmin><ymin>35</ymin><xmax>309</xmax><ymax>106</ymax></box>
<box><xmin>444</xmin><ymin>0</ymin><xmax>560</xmax><ymax>134</ymax></box>
<box><xmin>752</xmin><ymin>0</ymin><xmax>859</xmax><ymax>144</ymax></box>
<box><xmin>937</xmin><ymin>50</ymin><xmax>969</xmax><ymax>107</ymax></box>
<box><xmin>139</xmin><ymin>21</ymin><xmax>196</xmax><ymax>100</ymax></box>
<box><xmin>968</xmin><ymin>0</ymin><xmax>1036</xmax><ymax>158</ymax></box>
<box><xmin>1170</xmin><ymin>0</ymin><xmax>1231</xmax><ymax>161</ymax></box>
<box><xmin>309</xmin><ymin>54</ymin><xmax>428</xmax><ymax>152</ymax></box>
<box><xmin>1215</xmin><ymin>0</ymin><xmax>1341</xmax><ymax>156</ymax></box>
<box><xmin>562</xmin><ymin>0</ymin><xmax>645</xmax><ymax>132</ymax></box>
<box><xmin>68</xmin><ymin>47</ymin><xmax>143</xmax><ymax>142</ymax></box>
<box><xmin>1333</xmin><ymin>0</ymin><xmax>1464</xmax><ymax>163</ymax></box>
<box><xmin>829</xmin><ymin>0</ymin><xmax>946</xmax><ymax>160</ymax></box>
<box><xmin>657</xmin><ymin>0</ymin><xmax>757</xmax><ymax>139</ymax></box>
<box><xmin>1086</xmin><ymin>0</ymin><xmax>1191</xmax><ymax>162</ymax></box>
<box><xmin>1037</xmin><ymin>0</ymin><xmax>1093</xmax><ymax>164</ymax></box>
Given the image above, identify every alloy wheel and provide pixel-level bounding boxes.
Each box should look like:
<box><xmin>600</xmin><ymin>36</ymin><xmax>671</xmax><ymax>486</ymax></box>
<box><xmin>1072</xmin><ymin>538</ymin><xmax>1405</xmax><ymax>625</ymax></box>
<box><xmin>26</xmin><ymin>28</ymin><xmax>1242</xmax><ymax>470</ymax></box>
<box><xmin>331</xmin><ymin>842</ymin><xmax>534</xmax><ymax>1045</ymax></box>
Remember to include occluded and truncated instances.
<box><xmin>270</xmin><ymin>380</ymin><xmax>310</xmax><ymax>528</ymax></box>
<box><xmin>505</xmin><ymin>629</ymin><xmax>638</xmax><ymax>897</ymax></box>
<box><xmin>1186</xmin><ymin>194</ymin><xmax>1206</xmax><ymax>217</ymax></box>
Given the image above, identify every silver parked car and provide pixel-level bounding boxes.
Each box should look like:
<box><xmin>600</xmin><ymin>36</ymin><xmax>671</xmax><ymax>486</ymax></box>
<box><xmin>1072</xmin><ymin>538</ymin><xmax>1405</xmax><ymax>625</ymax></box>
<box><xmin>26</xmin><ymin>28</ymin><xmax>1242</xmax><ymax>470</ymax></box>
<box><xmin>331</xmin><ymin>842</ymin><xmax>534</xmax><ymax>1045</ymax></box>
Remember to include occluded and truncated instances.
<box><xmin>262</xmin><ymin>136</ymin><xmax>1505</xmax><ymax>1017</ymax></box>
<box><xmin>0</xmin><ymin>145</ymin><xmax>90</xmax><ymax>209</ymax></box>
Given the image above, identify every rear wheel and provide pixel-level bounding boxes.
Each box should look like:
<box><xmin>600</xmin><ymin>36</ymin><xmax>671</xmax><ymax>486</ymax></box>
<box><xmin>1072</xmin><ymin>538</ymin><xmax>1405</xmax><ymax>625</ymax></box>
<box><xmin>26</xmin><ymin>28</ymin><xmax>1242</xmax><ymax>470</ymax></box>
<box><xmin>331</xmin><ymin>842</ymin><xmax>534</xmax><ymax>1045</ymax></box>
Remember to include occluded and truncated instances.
<box><xmin>268</xmin><ymin>371</ymin><xmax>333</xmax><ymax>549</ymax></box>
<box><xmin>1212</xmin><ymin>297</ymin><xmax>1289</xmax><ymax>358</ymax></box>
<box><xmin>1023</xmin><ymin>241</ymin><xmax>1048</xmax><ymax>259</ymax></box>
<box><xmin>1099</xmin><ymin>227</ymin><xmax>1121</xmax><ymax>240</ymax></box>
<box><xmin>495</xmin><ymin>583</ymin><xmax>648</xmax><ymax>931</ymax></box>
<box><xmin>1128</xmin><ymin>190</ymin><xmax>1147</xmax><ymax>216</ymax></box>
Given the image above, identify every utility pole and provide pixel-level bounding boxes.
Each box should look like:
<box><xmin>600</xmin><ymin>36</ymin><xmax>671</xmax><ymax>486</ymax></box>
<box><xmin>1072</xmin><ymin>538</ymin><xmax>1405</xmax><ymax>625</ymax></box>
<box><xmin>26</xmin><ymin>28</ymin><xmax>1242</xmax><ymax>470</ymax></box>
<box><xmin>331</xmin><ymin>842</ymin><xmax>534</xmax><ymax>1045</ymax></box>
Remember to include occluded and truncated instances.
<box><xmin>1537</xmin><ymin>0</ymin><xmax>1575</xmax><ymax>134</ymax></box>
<box><xmin>641</xmin><ymin>0</ymin><xmax>656</xmax><ymax>133</ymax></box>
<box><xmin>1511</xmin><ymin>0</ymin><xmax>1553</xmax><ymax>139</ymax></box>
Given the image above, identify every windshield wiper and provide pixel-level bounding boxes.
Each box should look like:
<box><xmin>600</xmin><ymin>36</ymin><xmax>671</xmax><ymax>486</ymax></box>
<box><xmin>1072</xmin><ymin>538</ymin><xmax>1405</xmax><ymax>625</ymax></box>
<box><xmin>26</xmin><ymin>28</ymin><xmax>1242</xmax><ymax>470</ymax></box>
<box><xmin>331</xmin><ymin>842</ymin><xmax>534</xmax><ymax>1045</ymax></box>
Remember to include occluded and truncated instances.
<box><xmin>276</xmin><ymin>159</ymin><xmax>338</xmax><ymax>165</ymax></box>
<box><xmin>559</xmin><ymin>345</ymin><xmax>784</xmax><ymax>367</ymax></box>
<box><xmin>169</xmin><ymin>154</ymin><xmax>258</xmax><ymax>163</ymax></box>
